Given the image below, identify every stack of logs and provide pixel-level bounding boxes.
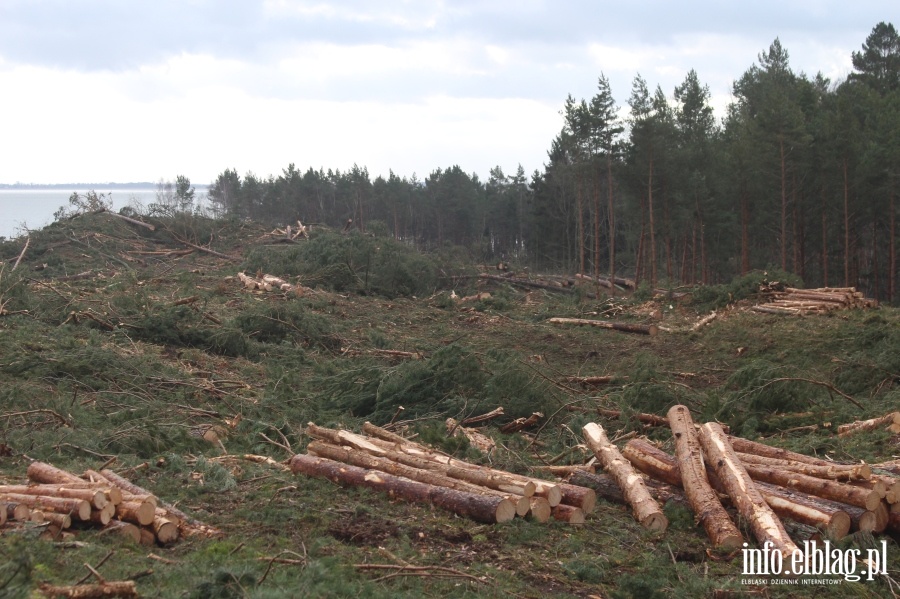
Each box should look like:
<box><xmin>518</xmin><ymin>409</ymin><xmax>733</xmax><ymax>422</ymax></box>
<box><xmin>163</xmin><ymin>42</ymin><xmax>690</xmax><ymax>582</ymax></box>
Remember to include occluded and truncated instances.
<box><xmin>291</xmin><ymin>422</ymin><xmax>597</xmax><ymax>525</ymax></box>
<box><xmin>1</xmin><ymin>462</ymin><xmax>220</xmax><ymax>545</ymax></box>
<box><xmin>569</xmin><ymin>406</ymin><xmax>900</xmax><ymax>559</ymax></box>
<box><xmin>236</xmin><ymin>272</ymin><xmax>310</xmax><ymax>295</ymax></box>
<box><xmin>752</xmin><ymin>286</ymin><xmax>877</xmax><ymax>315</ymax></box>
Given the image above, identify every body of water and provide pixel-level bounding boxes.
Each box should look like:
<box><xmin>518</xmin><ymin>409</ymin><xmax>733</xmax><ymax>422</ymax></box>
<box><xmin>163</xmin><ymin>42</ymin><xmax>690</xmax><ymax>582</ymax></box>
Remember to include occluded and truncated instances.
<box><xmin>0</xmin><ymin>188</ymin><xmax>208</xmax><ymax>240</ymax></box>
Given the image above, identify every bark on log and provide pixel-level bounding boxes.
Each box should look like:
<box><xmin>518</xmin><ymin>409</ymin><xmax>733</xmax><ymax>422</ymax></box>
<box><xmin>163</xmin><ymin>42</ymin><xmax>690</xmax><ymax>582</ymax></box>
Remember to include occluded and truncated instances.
<box><xmin>0</xmin><ymin>485</ymin><xmax>108</xmax><ymax>509</ymax></box>
<box><xmin>728</xmin><ymin>436</ymin><xmax>871</xmax><ymax>477</ymax></box>
<box><xmin>556</xmin><ymin>482</ymin><xmax>597</xmax><ymax>513</ymax></box>
<box><xmin>582</xmin><ymin>422</ymin><xmax>667</xmax><ymax>531</ymax></box>
<box><xmin>740</xmin><ymin>463</ymin><xmax>882</xmax><ymax>511</ymax></box>
<box><xmin>90</xmin><ymin>503</ymin><xmax>115</xmax><ymax>526</ymax></box>
<box><xmin>115</xmin><ymin>499</ymin><xmax>156</xmax><ymax>526</ymax></box>
<box><xmin>499</xmin><ymin>412</ymin><xmax>543</xmax><ymax>434</ymax></box>
<box><xmin>38</xmin><ymin>580</ymin><xmax>138</xmax><ymax>598</ymax></box>
<box><xmin>698</xmin><ymin>423</ymin><xmax>800</xmax><ymax>561</ymax></box>
<box><xmin>307</xmin><ymin>441</ymin><xmax>529</xmax><ymax>514</ymax></box>
<box><xmin>460</xmin><ymin>407</ymin><xmax>505</xmax><ymax>426</ymax></box>
<box><xmin>27</xmin><ymin>461</ymin><xmax>83</xmax><ymax>485</ymax></box>
<box><xmin>549</xmin><ymin>317</ymin><xmax>658</xmax><ymax>336</ymax></box>
<box><xmin>597</xmin><ymin>408</ymin><xmax>669</xmax><ymax>428</ymax></box>
<box><xmin>41</xmin><ymin>511</ymin><xmax>72</xmax><ymax>529</ymax></box>
<box><xmin>668</xmin><ymin>405</ymin><xmax>743</xmax><ymax>549</ymax></box>
<box><xmin>735</xmin><ymin>452</ymin><xmax>871</xmax><ymax>482</ymax></box>
<box><xmin>290</xmin><ymin>454</ymin><xmax>516</xmax><ymax>523</ymax></box>
<box><xmin>0</xmin><ymin>493</ymin><xmax>91</xmax><ymax>521</ymax></box>
<box><xmin>97</xmin><ymin>208</ymin><xmax>156</xmax><ymax>231</ymax></box>
<box><xmin>0</xmin><ymin>504</ymin><xmax>6</xmax><ymax>526</ymax></box>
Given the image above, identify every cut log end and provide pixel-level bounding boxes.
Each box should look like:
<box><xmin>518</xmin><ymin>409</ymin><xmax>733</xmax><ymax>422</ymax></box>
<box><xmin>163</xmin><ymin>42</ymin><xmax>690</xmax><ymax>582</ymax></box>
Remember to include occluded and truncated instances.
<box><xmin>527</xmin><ymin>497</ymin><xmax>552</xmax><ymax>523</ymax></box>
<box><xmin>639</xmin><ymin>511</ymin><xmax>669</xmax><ymax>532</ymax></box>
<box><xmin>552</xmin><ymin>504</ymin><xmax>586</xmax><ymax>524</ymax></box>
<box><xmin>495</xmin><ymin>499</ymin><xmax>517</xmax><ymax>523</ymax></box>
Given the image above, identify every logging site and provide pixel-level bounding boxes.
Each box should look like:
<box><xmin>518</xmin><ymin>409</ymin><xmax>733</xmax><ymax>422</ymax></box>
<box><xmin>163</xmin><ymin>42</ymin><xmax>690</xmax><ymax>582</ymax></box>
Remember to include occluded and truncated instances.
<box><xmin>1</xmin><ymin>211</ymin><xmax>899</xmax><ymax>599</ymax></box>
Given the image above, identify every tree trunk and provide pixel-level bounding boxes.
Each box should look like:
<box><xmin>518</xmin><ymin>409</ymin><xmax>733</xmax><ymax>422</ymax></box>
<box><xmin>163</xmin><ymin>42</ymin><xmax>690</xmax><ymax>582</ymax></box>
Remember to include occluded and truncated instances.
<box><xmin>582</xmin><ymin>422</ymin><xmax>667</xmax><ymax>531</ymax></box>
<box><xmin>890</xmin><ymin>184</ymin><xmax>896</xmax><ymax>303</ymax></box>
<box><xmin>667</xmin><ymin>405</ymin><xmax>742</xmax><ymax>549</ymax></box>
<box><xmin>26</xmin><ymin>462</ymin><xmax>83</xmax><ymax>485</ymax></box>
<box><xmin>607</xmin><ymin>157</ymin><xmax>616</xmax><ymax>296</ymax></box>
<box><xmin>547</xmin><ymin>317</ymin><xmax>658</xmax><ymax>336</ymax></box>
<box><xmin>576</xmin><ymin>174</ymin><xmax>585</xmax><ymax>275</ymax></box>
<box><xmin>290</xmin><ymin>454</ymin><xmax>516</xmax><ymax>523</ymax></box>
<box><xmin>822</xmin><ymin>185</ymin><xmax>829</xmax><ymax>287</ymax></box>
<box><xmin>698</xmin><ymin>423</ymin><xmax>800</xmax><ymax>562</ymax></box>
<box><xmin>844</xmin><ymin>158</ymin><xmax>851</xmax><ymax>287</ymax></box>
<box><xmin>780</xmin><ymin>137</ymin><xmax>788</xmax><ymax>272</ymax></box>
<box><xmin>648</xmin><ymin>151</ymin><xmax>657</xmax><ymax>287</ymax></box>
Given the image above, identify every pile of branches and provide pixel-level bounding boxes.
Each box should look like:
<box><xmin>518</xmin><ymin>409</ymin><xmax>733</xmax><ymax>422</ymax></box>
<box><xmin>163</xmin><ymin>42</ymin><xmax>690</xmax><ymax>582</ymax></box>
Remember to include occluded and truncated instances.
<box><xmin>292</xmin><ymin>422</ymin><xmax>595</xmax><ymax>524</ymax></box>
<box><xmin>569</xmin><ymin>406</ymin><xmax>899</xmax><ymax>559</ymax></box>
<box><xmin>1</xmin><ymin>462</ymin><xmax>221</xmax><ymax>545</ymax></box>
<box><xmin>752</xmin><ymin>286</ymin><xmax>877</xmax><ymax>316</ymax></box>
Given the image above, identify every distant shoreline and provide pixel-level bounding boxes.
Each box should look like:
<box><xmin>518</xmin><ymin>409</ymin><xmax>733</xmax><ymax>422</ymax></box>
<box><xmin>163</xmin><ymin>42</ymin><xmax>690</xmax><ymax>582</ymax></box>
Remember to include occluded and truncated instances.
<box><xmin>0</xmin><ymin>183</ymin><xmax>208</xmax><ymax>190</ymax></box>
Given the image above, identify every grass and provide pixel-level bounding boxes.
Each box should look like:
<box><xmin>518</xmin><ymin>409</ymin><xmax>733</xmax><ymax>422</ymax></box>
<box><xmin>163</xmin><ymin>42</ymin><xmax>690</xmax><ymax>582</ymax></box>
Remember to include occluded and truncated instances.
<box><xmin>1</xmin><ymin>213</ymin><xmax>899</xmax><ymax>597</ymax></box>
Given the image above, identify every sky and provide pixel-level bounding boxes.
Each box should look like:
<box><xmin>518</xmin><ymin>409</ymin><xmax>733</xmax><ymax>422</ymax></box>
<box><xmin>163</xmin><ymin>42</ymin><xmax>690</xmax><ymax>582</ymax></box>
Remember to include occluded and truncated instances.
<box><xmin>0</xmin><ymin>1</ymin><xmax>891</xmax><ymax>186</ymax></box>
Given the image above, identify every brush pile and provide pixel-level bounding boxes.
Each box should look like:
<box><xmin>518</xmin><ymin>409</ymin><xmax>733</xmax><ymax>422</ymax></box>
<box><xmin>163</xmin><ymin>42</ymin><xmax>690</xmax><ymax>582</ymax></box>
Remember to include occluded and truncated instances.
<box><xmin>569</xmin><ymin>406</ymin><xmax>900</xmax><ymax>559</ymax></box>
<box><xmin>752</xmin><ymin>286</ymin><xmax>877</xmax><ymax>315</ymax></box>
<box><xmin>292</xmin><ymin>422</ymin><xmax>596</xmax><ymax>525</ymax></box>
<box><xmin>1</xmin><ymin>462</ymin><xmax>220</xmax><ymax>545</ymax></box>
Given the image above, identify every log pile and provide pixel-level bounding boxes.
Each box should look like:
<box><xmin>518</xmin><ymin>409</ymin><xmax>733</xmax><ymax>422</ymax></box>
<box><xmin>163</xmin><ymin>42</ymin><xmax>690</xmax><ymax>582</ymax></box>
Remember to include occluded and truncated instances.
<box><xmin>0</xmin><ymin>462</ymin><xmax>220</xmax><ymax>545</ymax></box>
<box><xmin>291</xmin><ymin>422</ymin><xmax>596</xmax><ymax>525</ymax></box>
<box><xmin>236</xmin><ymin>272</ymin><xmax>312</xmax><ymax>295</ymax></box>
<box><xmin>752</xmin><ymin>286</ymin><xmax>877</xmax><ymax>315</ymax></box>
<box><xmin>569</xmin><ymin>406</ymin><xmax>900</xmax><ymax>552</ymax></box>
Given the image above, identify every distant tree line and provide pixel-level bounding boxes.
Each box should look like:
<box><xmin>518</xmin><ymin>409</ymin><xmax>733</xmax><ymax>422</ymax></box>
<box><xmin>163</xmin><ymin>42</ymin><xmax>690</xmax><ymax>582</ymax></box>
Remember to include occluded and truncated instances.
<box><xmin>206</xmin><ymin>22</ymin><xmax>900</xmax><ymax>302</ymax></box>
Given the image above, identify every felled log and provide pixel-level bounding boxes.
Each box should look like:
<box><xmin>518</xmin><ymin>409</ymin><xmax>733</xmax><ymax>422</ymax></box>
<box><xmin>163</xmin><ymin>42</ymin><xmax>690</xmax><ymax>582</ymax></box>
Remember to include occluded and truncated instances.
<box><xmin>668</xmin><ymin>405</ymin><xmax>743</xmax><ymax>549</ymax></box>
<box><xmin>499</xmin><ymin>412</ymin><xmax>542</xmax><ymax>434</ymax></box>
<box><xmin>548</xmin><ymin>317</ymin><xmax>658</xmax><ymax>336</ymax></box>
<box><xmin>99</xmin><ymin>520</ymin><xmax>141</xmax><ymax>543</ymax></box>
<box><xmin>551</xmin><ymin>504</ymin><xmax>585</xmax><ymax>524</ymax></box>
<box><xmin>306</xmin><ymin>441</ymin><xmax>530</xmax><ymax>516</ymax></box>
<box><xmin>97</xmin><ymin>208</ymin><xmax>156</xmax><ymax>231</ymax></box>
<box><xmin>740</xmin><ymin>463</ymin><xmax>882</xmax><ymax>511</ymax></box>
<box><xmin>38</xmin><ymin>580</ymin><xmax>138</xmax><ymax>598</ymax></box>
<box><xmin>27</xmin><ymin>462</ymin><xmax>83</xmax><ymax>485</ymax></box>
<box><xmin>0</xmin><ymin>493</ymin><xmax>91</xmax><ymax>521</ymax></box>
<box><xmin>735</xmin><ymin>452</ymin><xmax>871</xmax><ymax>482</ymax></box>
<box><xmin>290</xmin><ymin>454</ymin><xmax>516</xmax><ymax>523</ymax></box>
<box><xmin>446</xmin><ymin>418</ymin><xmax>496</xmax><ymax>453</ymax></box>
<box><xmin>728</xmin><ymin>436</ymin><xmax>872</xmax><ymax>478</ymax></box>
<box><xmin>460</xmin><ymin>407</ymin><xmax>505</xmax><ymax>426</ymax></box>
<box><xmin>582</xmin><ymin>422</ymin><xmax>667</xmax><ymax>532</ymax></box>
<box><xmin>698</xmin><ymin>423</ymin><xmax>800</xmax><ymax>561</ymax></box>
<box><xmin>838</xmin><ymin>412</ymin><xmax>900</xmax><ymax>437</ymax></box>
<box><xmin>152</xmin><ymin>516</ymin><xmax>180</xmax><ymax>545</ymax></box>
<box><xmin>527</xmin><ymin>497</ymin><xmax>552</xmax><ymax>522</ymax></box>
<box><xmin>115</xmin><ymin>499</ymin><xmax>156</xmax><ymax>526</ymax></box>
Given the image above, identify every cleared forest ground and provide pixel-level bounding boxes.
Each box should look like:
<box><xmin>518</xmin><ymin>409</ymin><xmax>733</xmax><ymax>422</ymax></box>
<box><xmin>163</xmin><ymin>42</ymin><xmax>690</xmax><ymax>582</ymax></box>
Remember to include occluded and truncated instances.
<box><xmin>0</xmin><ymin>213</ymin><xmax>898</xmax><ymax>598</ymax></box>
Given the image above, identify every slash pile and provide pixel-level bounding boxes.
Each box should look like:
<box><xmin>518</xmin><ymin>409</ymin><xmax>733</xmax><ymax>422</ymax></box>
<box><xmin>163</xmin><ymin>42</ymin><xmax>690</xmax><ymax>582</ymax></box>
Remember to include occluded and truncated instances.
<box><xmin>1</xmin><ymin>462</ymin><xmax>221</xmax><ymax>544</ymax></box>
<box><xmin>752</xmin><ymin>286</ymin><xmax>877</xmax><ymax>315</ymax></box>
<box><xmin>292</xmin><ymin>422</ymin><xmax>597</xmax><ymax>524</ymax></box>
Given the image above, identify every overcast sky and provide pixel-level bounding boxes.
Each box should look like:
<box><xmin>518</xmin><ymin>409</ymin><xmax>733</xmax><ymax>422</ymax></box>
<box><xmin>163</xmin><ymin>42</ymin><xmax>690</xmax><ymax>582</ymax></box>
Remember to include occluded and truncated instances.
<box><xmin>0</xmin><ymin>1</ymin><xmax>891</xmax><ymax>186</ymax></box>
